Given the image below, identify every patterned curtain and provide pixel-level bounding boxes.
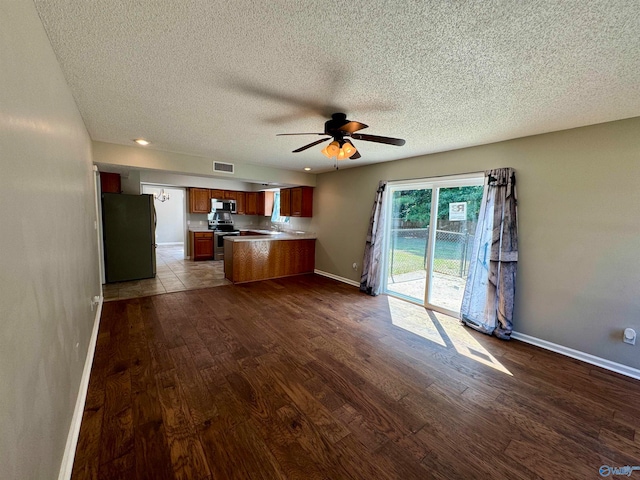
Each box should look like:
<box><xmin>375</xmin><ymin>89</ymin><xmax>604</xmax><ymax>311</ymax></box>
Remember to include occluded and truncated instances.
<box><xmin>461</xmin><ymin>168</ymin><xmax>518</xmax><ymax>339</ymax></box>
<box><xmin>360</xmin><ymin>181</ymin><xmax>388</xmax><ymax>296</ymax></box>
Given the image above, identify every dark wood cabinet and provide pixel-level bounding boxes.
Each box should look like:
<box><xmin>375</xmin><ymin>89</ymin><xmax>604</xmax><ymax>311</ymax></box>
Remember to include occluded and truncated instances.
<box><xmin>100</xmin><ymin>172</ymin><xmax>121</xmax><ymax>193</ymax></box>
<box><xmin>257</xmin><ymin>191</ymin><xmax>275</xmax><ymax>216</ymax></box>
<box><xmin>210</xmin><ymin>189</ymin><xmax>224</xmax><ymax>200</ymax></box>
<box><xmin>246</xmin><ymin>192</ymin><xmax>258</xmax><ymax>215</ymax></box>
<box><xmin>192</xmin><ymin>231</ymin><xmax>214</xmax><ymax>260</ymax></box>
<box><xmin>280</xmin><ymin>188</ymin><xmax>291</xmax><ymax>217</ymax></box>
<box><xmin>280</xmin><ymin>187</ymin><xmax>313</xmax><ymax>217</ymax></box>
<box><xmin>189</xmin><ymin>188</ymin><xmax>211</xmax><ymax>213</ymax></box>
<box><xmin>236</xmin><ymin>192</ymin><xmax>246</xmax><ymax>215</ymax></box>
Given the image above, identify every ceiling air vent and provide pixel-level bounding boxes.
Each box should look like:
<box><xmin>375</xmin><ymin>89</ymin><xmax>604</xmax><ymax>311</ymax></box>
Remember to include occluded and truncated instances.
<box><xmin>213</xmin><ymin>161</ymin><xmax>234</xmax><ymax>174</ymax></box>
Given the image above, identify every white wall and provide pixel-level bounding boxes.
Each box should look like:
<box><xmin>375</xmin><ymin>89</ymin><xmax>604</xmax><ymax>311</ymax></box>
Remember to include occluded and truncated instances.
<box><xmin>0</xmin><ymin>2</ymin><xmax>101</xmax><ymax>478</ymax></box>
<box><xmin>142</xmin><ymin>186</ymin><xmax>185</xmax><ymax>243</ymax></box>
<box><xmin>310</xmin><ymin>118</ymin><xmax>640</xmax><ymax>370</ymax></box>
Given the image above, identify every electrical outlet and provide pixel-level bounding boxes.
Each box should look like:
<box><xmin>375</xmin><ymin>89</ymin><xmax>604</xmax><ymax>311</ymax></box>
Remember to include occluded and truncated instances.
<box><xmin>352</xmin><ymin>262</ymin><xmax>358</xmax><ymax>270</ymax></box>
<box><xmin>623</xmin><ymin>328</ymin><xmax>636</xmax><ymax>345</ymax></box>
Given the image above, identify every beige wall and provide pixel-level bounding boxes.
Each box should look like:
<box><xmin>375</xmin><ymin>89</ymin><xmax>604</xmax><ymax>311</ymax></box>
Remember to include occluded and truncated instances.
<box><xmin>0</xmin><ymin>1</ymin><xmax>101</xmax><ymax>478</ymax></box>
<box><xmin>93</xmin><ymin>140</ymin><xmax>317</xmax><ymax>187</ymax></box>
<box><xmin>311</xmin><ymin>117</ymin><xmax>640</xmax><ymax>369</ymax></box>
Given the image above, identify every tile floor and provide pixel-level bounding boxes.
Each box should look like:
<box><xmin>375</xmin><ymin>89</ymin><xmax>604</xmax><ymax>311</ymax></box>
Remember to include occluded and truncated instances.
<box><xmin>103</xmin><ymin>244</ymin><xmax>231</xmax><ymax>301</ymax></box>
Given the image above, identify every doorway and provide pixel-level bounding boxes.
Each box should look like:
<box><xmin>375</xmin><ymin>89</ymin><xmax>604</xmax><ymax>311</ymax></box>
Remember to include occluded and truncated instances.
<box><xmin>141</xmin><ymin>185</ymin><xmax>186</xmax><ymax>248</ymax></box>
<box><xmin>384</xmin><ymin>175</ymin><xmax>483</xmax><ymax>316</ymax></box>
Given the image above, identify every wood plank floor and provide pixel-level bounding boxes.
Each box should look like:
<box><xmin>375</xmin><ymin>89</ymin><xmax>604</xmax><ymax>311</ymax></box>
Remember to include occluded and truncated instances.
<box><xmin>73</xmin><ymin>274</ymin><xmax>640</xmax><ymax>480</ymax></box>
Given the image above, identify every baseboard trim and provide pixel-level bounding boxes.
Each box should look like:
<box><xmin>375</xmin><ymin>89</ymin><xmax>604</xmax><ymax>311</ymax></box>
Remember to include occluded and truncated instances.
<box><xmin>512</xmin><ymin>331</ymin><xmax>640</xmax><ymax>381</ymax></box>
<box><xmin>58</xmin><ymin>296</ymin><xmax>103</xmax><ymax>480</ymax></box>
<box><xmin>157</xmin><ymin>242</ymin><xmax>184</xmax><ymax>246</ymax></box>
<box><xmin>314</xmin><ymin>269</ymin><xmax>360</xmax><ymax>288</ymax></box>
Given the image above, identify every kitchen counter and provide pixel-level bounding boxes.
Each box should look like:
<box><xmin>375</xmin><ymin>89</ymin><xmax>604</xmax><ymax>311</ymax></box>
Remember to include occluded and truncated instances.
<box><xmin>230</xmin><ymin>229</ymin><xmax>317</xmax><ymax>241</ymax></box>
<box><xmin>188</xmin><ymin>226</ymin><xmax>212</xmax><ymax>232</ymax></box>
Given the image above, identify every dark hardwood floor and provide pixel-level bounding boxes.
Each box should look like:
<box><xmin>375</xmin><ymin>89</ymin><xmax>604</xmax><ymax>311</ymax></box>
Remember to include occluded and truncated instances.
<box><xmin>72</xmin><ymin>274</ymin><xmax>640</xmax><ymax>479</ymax></box>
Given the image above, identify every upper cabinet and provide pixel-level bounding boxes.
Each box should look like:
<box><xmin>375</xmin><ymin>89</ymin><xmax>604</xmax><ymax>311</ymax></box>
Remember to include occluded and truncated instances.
<box><xmin>236</xmin><ymin>192</ymin><xmax>246</xmax><ymax>215</ymax></box>
<box><xmin>210</xmin><ymin>189</ymin><xmax>224</xmax><ymax>199</ymax></box>
<box><xmin>100</xmin><ymin>172</ymin><xmax>121</xmax><ymax>193</ymax></box>
<box><xmin>245</xmin><ymin>192</ymin><xmax>258</xmax><ymax>215</ymax></box>
<box><xmin>186</xmin><ymin>187</ymin><xmax>287</xmax><ymax>216</ymax></box>
<box><xmin>188</xmin><ymin>188</ymin><xmax>211</xmax><ymax>213</ymax></box>
<box><xmin>258</xmin><ymin>191</ymin><xmax>274</xmax><ymax>216</ymax></box>
<box><xmin>280</xmin><ymin>187</ymin><xmax>313</xmax><ymax>217</ymax></box>
<box><xmin>280</xmin><ymin>188</ymin><xmax>291</xmax><ymax>217</ymax></box>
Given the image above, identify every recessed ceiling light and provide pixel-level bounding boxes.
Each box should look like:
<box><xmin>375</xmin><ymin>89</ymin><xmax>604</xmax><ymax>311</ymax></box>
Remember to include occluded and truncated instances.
<box><xmin>304</xmin><ymin>167</ymin><xmax>311</xmax><ymax>171</ymax></box>
<box><xmin>134</xmin><ymin>138</ymin><xmax>150</xmax><ymax>146</ymax></box>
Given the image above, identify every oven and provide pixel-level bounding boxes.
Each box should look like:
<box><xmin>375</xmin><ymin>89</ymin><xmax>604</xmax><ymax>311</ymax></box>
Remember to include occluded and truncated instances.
<box><xmin>214</xmin><ymin>230</ymin><xmax>239</xmax><ymax>261</ymax></box>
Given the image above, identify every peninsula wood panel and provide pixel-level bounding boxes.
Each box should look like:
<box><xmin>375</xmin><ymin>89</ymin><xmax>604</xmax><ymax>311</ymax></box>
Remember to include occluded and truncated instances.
<box><xmin>224</xmin><ymin>239</ymin><xmax>315</xmax><ymax>283</ymax></box>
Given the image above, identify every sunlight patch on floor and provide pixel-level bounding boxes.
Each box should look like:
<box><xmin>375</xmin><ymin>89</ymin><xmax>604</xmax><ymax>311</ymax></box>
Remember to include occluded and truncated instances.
<box><xmin>433</xmin><ymin>311</ymin><xmax>513</xmax><ymax>376</ymax></box>
<box><xmin>387</xmin><ymin>296</ymin><xmax>512</xmax><ymax>375</ymax></box>
<box><xmin>387</xmin><ymin>296</ymin><xmax>446</xmax><ymax>347</ymax></box>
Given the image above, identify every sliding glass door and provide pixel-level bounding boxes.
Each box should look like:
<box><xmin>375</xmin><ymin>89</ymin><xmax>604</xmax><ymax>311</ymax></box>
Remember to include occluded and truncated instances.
<box><xmin>384</xmin><ymin>176</ymin><xmax>483</xmax><ymax>316</ymax></box>
<box><xmin>386</xmin><ymin>187</ymin><xmax>432</xmax><ymax>301</ymax></box>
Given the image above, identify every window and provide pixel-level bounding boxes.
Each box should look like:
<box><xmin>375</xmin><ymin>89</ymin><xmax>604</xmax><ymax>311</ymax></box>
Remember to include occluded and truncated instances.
<box><xmin>271</xmin><ymin>192</ymin><xmax>290</xmax><ymax>224</ymax></box>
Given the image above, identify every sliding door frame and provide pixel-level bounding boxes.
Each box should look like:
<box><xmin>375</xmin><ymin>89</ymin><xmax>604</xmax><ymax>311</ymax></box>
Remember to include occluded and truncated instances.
<box><xmin>382</xmin><ymin>172</ymin><xmax>484</xmax><ymax>318</ymax></box>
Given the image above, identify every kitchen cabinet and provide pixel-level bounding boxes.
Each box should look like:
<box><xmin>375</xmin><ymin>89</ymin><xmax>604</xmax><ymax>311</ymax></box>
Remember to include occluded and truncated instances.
<box><xmin>280</xmin><ymin>187</ymin><xmax>313</xmax><ymax>217</ymax></box>
<box><xmin>100</xmin><ymin>172</ymin><xmax>121</xmax><ymax>193</ymax></box>
<box><xmin>189</xmin><ymin>188</ymin><xmax>211</xmax><ymax>213</ymax></box>
<box><xmin>192</xmin><ymin>231</ymin><xmax>214</xmax><ymax>260</ymax></box>
<box><xmin>236</xmin><ymin>192</ymin><xmax>246</xmax><ymax>214</ymax></box>
<box><xmin>224</xmin><ymin>190</ymin><xmax>237</xmax><ymax>200</ymax></box>
<box><xmin>210</xmin><ymin>189</ymin><xmax>224</xmax><ymax>200</ymax></box>
<box><xmin>257</xmin><ymin>191</ymin><xmax>274</xmax><ymax>216</ymax></box>
<box><xmin>245</xmin><ymin>192</ymin><xmax>258</xmax><ymax>215</ymax></box>
<box><xmin>280</xmin><ymin>188</ymin><xmax>291</xmax><ymax>216</ymax></box>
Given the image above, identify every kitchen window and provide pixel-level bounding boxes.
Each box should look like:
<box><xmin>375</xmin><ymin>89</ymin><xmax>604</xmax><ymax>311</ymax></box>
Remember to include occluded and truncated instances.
<box><xmin>271</xmin><ymin>192</ymin><xmax>290</xmax><ymax>224</ymax></box>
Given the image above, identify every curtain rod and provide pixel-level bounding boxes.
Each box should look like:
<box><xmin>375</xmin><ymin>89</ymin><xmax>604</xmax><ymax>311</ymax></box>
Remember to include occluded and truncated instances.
<box><xmin>387</xmin><ymin>170</ymin><xmax>485</xmax><ymax>184</ymax></box>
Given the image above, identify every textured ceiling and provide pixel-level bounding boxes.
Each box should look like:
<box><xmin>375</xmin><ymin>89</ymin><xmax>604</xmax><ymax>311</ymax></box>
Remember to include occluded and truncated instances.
<box><xmin>34</xmin><ymin>0</ymin><xmax>640</xmax><ymax>174</ymax></box>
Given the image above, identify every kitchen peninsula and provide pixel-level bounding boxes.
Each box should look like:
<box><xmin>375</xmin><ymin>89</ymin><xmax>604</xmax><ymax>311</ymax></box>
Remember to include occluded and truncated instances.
<box><xmin>224</xmin><ymin>231</ymin><xmax>316</xmax><ymax>283</ymax></box>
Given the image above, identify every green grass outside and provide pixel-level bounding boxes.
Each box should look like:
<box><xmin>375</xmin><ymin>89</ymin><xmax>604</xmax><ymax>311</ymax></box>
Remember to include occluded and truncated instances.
<box><xmin>389</xmin><ymin>236</ymin><xmax>469</xmax><ymax>276</ymax></box>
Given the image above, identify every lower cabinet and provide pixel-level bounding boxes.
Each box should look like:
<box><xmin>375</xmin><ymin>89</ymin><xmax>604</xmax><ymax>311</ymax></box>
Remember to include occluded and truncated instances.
<box><xmin>192</xmin><ymin>231</ymin><xmax>214</xmax><ymax>261</ymax></box>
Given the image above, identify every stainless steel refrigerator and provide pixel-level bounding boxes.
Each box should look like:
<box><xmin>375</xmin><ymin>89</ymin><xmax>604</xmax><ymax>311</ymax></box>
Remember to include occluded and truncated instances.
<box><xmin>102</xmin><ymin>193</ymin><xmax>156</xmax><ymax>283</ymax></box>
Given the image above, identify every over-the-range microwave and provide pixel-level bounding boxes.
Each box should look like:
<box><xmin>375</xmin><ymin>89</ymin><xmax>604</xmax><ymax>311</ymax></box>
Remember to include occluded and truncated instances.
<box><xmin>211</xmin><ymin>198</ymin><xmax>237</xmax><ymax>214</ymax></box>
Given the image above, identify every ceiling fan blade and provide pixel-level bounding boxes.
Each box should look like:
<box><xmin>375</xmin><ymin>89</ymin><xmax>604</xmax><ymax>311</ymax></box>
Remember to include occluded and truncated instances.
<box><xmin>338</xmin><ymin>121</ymin><xmax>368</xmax><ymax>134</ymax></box>
<box><xmin>276</xmin><ymin>132</ymin><xmax>325</xmax><ymax>136</ymax></box>
<box><xmin>349</xmin><ymin>150</ymin><xmax>362</xmax><ymax>160</ymax></box>
<box><xmin>292</xmin><ymin>137</ymin><xmax>331</xmax><ymax>153</ymax></box>
<box><xmin>350</xmin><ymin>133</ymin><xmax>406</xmax><ymax>146</ymax></box>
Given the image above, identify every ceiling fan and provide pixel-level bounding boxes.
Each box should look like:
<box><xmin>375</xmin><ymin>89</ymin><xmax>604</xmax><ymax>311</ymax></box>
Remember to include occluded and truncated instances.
<box><xmin>277</xmin><ymin>113</ymin><xmax>405</xmax><ymax>161</ymax></box>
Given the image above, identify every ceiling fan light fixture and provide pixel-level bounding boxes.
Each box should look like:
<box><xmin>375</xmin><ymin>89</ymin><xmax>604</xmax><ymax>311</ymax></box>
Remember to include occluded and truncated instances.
<box><xmin>342</xmin><ymin>140</ymin><xmax>357</xmax><ymax>158</ymax></box>
<box><xmin>321</xmin><ymin>140</ymin><xmax>340</xmax><ymax>158</ymax></box>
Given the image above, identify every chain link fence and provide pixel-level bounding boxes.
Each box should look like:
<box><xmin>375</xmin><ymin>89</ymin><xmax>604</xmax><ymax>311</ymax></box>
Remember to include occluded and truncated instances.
<box><xmin>389</xmin><ymin>227</ymin><xmax>475</xmax><ymax>280</ymax></box>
